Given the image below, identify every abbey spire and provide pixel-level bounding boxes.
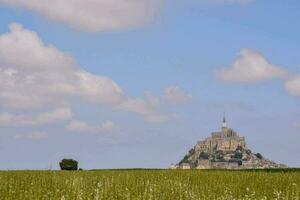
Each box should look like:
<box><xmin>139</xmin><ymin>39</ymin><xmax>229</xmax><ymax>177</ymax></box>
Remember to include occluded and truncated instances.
<box><xmin>222</xmin><ymin>112</ymin><xmax>227</xmax><ymax>129</ymax></box>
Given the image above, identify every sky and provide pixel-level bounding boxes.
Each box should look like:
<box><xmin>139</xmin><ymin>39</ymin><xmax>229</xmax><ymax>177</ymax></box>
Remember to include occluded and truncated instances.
<box><xmin>0</xmin><ymin>0</ymin><xmax>300</xmax><ymax>169</ymax></box>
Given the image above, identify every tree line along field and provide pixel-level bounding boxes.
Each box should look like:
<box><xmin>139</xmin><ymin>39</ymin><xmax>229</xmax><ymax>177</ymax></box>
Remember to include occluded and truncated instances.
<box><xmin>0</xmin><ymin>169</ymin><xmax>299</xmax><ymax>200</ymax></box>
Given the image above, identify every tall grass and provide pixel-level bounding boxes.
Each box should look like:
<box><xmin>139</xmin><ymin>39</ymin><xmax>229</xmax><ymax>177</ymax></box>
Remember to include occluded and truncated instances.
<box><xmin>0</xmin><ymin>170</ymin><xmax>299</xmax><ymax>199</ymax></box>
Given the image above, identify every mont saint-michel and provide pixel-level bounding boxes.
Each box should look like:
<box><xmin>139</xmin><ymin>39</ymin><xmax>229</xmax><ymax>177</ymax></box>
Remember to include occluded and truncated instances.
<box><xmin>172</xmin><ymin>116</ymin><xmax>287</xmax><ymax>169</ymax></box>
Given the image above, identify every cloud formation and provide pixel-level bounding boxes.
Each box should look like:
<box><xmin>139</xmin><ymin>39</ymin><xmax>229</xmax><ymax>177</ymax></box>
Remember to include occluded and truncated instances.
<box><xmin>215</xmin><ymin>49</ymin><xmax>290</xmax><ymax>83</ymax></box>
<box><xmin>293</xmin><ymin>122</ymin><xmax>300</xmax><ymax>128</ymax></box>
<box><xmin>118</xmin><ymin>86</ymin><xmax>191</xmax><ymax>123</ymax></box>
<box><xmin>118</xmin><ymin>98</ymin><xmax>175</xmax><ymax>123</ymax></box>
<box><xmin>285</xmin><ymin>76</ymin><xmax>300</xmax><ymax>96</ymax></box>
<box><xmin>0</xmin><ymin>107</ymin><xmax>73</xmax><ymax>127</ymax></box>
<box><xmin>65</xmin><ymin>120</ymin><xmax>115</xmax><ymax>133</ymax></box>
<box><xmin>215</xmin><ymin>48</ymin><xmax>300</xmax><ymax>105</ymax></box>
<box><xmin>14</xmin><ymin>131</ymin><xmax>49</xmax><ymax>140</ymax></box>
<box><xmin>0</xmin><ymin>23</ymin><xmax>123</xmax><ymax>109</ymax></box>
<box><xmin>0</xmin><ymin>0</ymin><xmax>162</xmax><ymax>32</ymax></box>
<box><xmin>0</xmin><ymin>23</ymin><xmax>189</xmax><ymax>125</ymax></box>
<box><xmin>163</xmin><ymin>86</ymin><xmax>192</xmax><ymax>104</ymax></box>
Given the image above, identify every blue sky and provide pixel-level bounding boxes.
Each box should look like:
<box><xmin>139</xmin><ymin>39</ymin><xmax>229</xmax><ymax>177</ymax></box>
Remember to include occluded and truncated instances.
<box><xmin>0</xmin><ymin>0</ymin><xmax>300</xmax><ymax>169</ymax></box>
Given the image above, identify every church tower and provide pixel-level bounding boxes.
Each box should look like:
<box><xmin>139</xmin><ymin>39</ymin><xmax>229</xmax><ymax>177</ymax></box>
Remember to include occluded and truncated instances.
<box><xmin>222</xmin><ymin>113</ymin><xmax>227</xmax><ymax>130</ymax></box>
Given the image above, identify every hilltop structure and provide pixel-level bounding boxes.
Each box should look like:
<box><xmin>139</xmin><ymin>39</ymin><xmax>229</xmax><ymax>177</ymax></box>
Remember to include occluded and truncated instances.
<box><xmin>174</xmin><ymin>115</ymin><xmax>287</xmax><ymax>169</ymax></box>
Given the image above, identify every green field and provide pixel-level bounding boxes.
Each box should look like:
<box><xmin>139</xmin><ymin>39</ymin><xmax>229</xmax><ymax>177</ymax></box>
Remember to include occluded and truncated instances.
<box><xmin>0</xmin><ymin>169</ymin><xmax>299</xmax><ymax>200</ymax></box>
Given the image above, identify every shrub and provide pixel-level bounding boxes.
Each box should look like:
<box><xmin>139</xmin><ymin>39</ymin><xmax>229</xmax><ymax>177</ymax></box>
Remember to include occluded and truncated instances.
<box><xmin>236</xmin><ymin>146</ymin><xmax>243</xmax><ymax>152</ymax></box>
<box><xmin>238</xmin><ymin>160</ymin><xmax>243</xmax><ymax>166</ymax></box>
<box><xmin>215</xmin><ymin>153</ymin><xmax>225</xmax><ymax>161</ymax></box>
<box><xmin>179</xmin><ymin>155</ymin><xmax>189</xmax><ymax>164</ymax></box>
<box><xmin>234</xmin><ymin>151</ymin><xmax>243</xmax><ymax>159</ymax></box>
<box><xmin>188</xmin><ymin>148</ymin><xmax>195</xmax><ymax>155</ymax></box>
<box><xmin>59</xmin><ymin>159</ymin><xmax>78</xmax><ymax>171</ymax></box>
<box><xmin>199</xmin><ymin>152</ymin><xmax>209</xmax><ymax>160</ymax></box>
<box><xmin>246</xmin><ymin>149</ymin><xmax>252</xmax><ymax>155</ymax></box>
<box><xmin>190</xmin><ymin>160</ymin><xmax>198</xmax><ymax>168</ymax></box>
<box><xmin>255</xmin><ymin>153</ymin><xmax>263</xmax><ymax>159</ymax></box>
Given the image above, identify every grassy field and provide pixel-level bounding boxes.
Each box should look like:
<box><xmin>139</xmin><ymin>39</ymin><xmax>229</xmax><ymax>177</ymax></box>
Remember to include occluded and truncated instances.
<box><xmin>0</xmin><ymin>169</ymin><xmax>299</xmax><ymax>200</ymax></box>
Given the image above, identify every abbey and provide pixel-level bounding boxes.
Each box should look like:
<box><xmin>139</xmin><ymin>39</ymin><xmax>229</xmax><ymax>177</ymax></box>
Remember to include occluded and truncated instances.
<box><xmin>172</xmin><ymin>115</ymin><xmax>287</xmax><ymax>170</ymax></box>
<box><xmin>196</xmin><ymin>116</ymin><xmax>247</xmax><ymax>153</ymax></box>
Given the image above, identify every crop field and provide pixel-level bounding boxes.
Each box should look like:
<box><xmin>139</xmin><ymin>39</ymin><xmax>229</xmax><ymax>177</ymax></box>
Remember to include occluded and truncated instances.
<box><xmin>0</xmin><ymin>169</ymin><xmax>299</xmax><ymax>200</ymax></box>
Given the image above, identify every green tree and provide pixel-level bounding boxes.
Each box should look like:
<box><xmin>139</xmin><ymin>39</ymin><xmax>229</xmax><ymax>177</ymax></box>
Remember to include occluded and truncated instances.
<box><xmin>59</xmin><ymin>159</ymin><xmax>78</xmax><ymax>171</ymax></box>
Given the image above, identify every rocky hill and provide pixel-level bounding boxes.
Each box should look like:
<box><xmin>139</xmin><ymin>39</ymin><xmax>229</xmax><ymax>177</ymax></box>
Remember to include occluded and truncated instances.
<box><xmin>172</xmin><ymin>117</ymin><xmax>287</xmax><ymax>169</ymax></box>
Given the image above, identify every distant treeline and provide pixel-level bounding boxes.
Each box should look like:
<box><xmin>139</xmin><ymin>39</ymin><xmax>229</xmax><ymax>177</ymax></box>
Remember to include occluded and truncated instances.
<box><xmin>90</xmin><ymin>168</ymin><xmax>164</xmax><ymax>171</ymax></box>
<box><xmin>200</xmin><ymin>168</ymin><xmax>300</xmax><ymax>173</ymax></box>
<box><xmin>238</xmin><ymin>168</ymin><xmax>300</xmax><ymax>173</ymax></box>
<box><xmin>90</xmin><ymin>168</ymin><xmax>300</xmax><ymax>172</ymax></box>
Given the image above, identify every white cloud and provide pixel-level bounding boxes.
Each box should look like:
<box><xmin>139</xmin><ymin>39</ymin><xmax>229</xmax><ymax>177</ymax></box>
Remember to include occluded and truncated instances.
<box><xmin>145</xmin><ymin>86</ymin><xmax>191</xmax><ymax>106</ymax></box>
<box><xmin>115</xmin><ymin>86</ymin><xmax>192</xmax><ymax>123</ymax></box>
<box><xmin>0</xmin><ymin>23</ymin><xmax>123</xmax><ymax>109</ymax></box>
<box><xmin>293</xmin><ymin>122</ymin><xmax>300</xmax><ymax>128</ymax></box>
<box><xmin>117</xmin><ymin>86</ymin><xmax>190</xmax><ymax>122</ymax></box>
<box><xmin>0</xmin><ymin>0</ymin><xmax>256</xmax><ymax>32</ymax></box>
<box><xmin>74</xmin><ymin>70</ymin><xmax>123</xmax><ymax>104</ymax></box>
<box><xmin>214</xmin><ymin>48</ymin><xmax>300</xmax><ymax>99</ymax></box>
<box><xmin>0</xmin><ymin>22</ymin><xmax>123</xmax><ymax>111</ymax></box>
<box><xmin>163</xmin><ymin>86</ymin><xmax>192</xmax><ymax>104</ymax></box>
<box><xmin>101</xmin><ymin>121</ymin><xmax>115</xmax><ymax>131</ymax></box>
<box><xmin>121</xmin><ymin>86</ymin><xmax>191</xmax><ymax>122</ymax></box>
<box><xmin>65</xmin><ymin>120</ymin><xmax>115</xmax><ymax>133</ymax></box>
<box><xmin>27</xmin><ymin>131</ymin><xmax>49</xmax><ymax>140</ymax></box>
<box><xmin>215</xmin><ymin>49</ymin><xmax>290</xmax><ymax>83</ymax></box>
<box><xmin>0</xmin><ymin>107</ymin><xmax>73</xmax><ymax>127</ymax></box>
<box><xmin>0</xmin><ymin>0</ymin><xmax>163</xmax><ymax>32</ymax></box>
<box><xmin>14</xmin><ymin>131</ymin><xmax>48</xmax><ymax>140</ymax></box>
<box><xmin>117</xmin><ymin>98</ymin><xmax>176</xmax><ymax>123</ymax></box>
<box><xmin>65</xmin><ymin>120</ymin><xmax>95</xmax><ymax>132</ymax></box>
<box><xmin>0</xmin><ymin>23</ymin><xmax>188</xmax><ymax>125</ymax></box>
<box><xmin>285</xmin><ymin>76</ymin><xmax>300</xmax><ymax>96</ymax></box>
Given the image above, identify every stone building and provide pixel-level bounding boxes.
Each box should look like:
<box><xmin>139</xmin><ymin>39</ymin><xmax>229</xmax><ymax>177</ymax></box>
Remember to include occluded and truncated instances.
<box><xmin>196</xmin><ymin>160</ymin><xmax>211</xmax><ymax>169</ymax></box>
<box><xmin>169</xmin><ymin>164</ymin><xmax>178</xmax><ymax>169</ymax></box>
<box><xmin>180</xmin><ymin>163</ymin><xmax>191</xmax><ymax>169</ymax></box>
<box><xmin>195</xmin><ymin>116</ymin><xmax>248</xmax><ymax>153</ymax></box>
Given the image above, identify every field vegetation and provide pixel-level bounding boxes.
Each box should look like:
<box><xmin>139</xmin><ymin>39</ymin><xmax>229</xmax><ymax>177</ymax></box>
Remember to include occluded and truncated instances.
<box><xmin>0</xmin><ymin>169</ymin><xmax>299</xmax><ymax>200</ymax></box>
